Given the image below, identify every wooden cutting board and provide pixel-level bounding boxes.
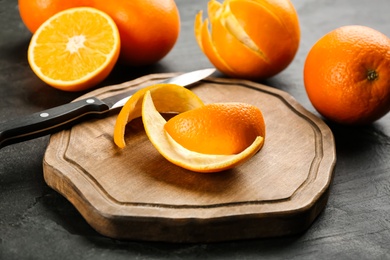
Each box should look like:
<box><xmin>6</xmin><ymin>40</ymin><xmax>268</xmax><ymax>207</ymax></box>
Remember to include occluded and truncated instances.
<box><xmin>43</xmin><ymin>73</ymin><xmax>336</xmax><ymax>243</ymax></box>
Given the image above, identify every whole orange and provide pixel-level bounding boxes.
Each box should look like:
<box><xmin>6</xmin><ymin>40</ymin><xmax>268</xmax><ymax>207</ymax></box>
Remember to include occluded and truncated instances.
<box><xmin>94</xmin><ymin>0</ymin><xmax>180</xmax><ymax>66</ymax></box>
<box><xmin>18</xmin><ymin>0</ymin><xmax>180</xmax><ymax>66</ymax></box>
<box><xmin>195</xmin><ymin>0</ymin><xmax>300</xmax><ymax>80</ymax></box>
<box><xmin>304</xmin><ymin>25</ymin><xmax>390</xmax><ymax>125</ymax></box>
<box><xmin>18</xmin><ymin>0</ymin><xmax>92</xmax><ymax>33</ymax></box>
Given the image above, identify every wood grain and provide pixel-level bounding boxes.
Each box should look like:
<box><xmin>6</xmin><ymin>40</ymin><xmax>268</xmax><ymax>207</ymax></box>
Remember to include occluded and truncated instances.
<box><xmin>43</xmin><ymin>73</ymin><xmax>336</xmax><ymax>242</ymax></box>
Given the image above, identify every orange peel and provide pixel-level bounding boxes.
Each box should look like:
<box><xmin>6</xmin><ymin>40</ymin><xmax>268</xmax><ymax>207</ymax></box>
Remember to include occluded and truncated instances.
<box><xmin>113</xmin><ymin>83</ymin><xmax>266</xmax><ymax>173</ymax></box>
<box><xmin>194</xmin><ymin>0</ymin><xmax>300</xmax><ymax>79</ymax></box>
<box><xmin>113</xmin><ymin>84</ymin><xmax>204</xmax><ymax>148</ymax></box>
<box><xmin>164</xmin><ymin>102</ymin><xmax>266</xmax><ymax>155</ymax></box>
<box><xmin>141</xmin><ymin>90</ymin><xmax>264</xmax><ymax>173</ymax></box>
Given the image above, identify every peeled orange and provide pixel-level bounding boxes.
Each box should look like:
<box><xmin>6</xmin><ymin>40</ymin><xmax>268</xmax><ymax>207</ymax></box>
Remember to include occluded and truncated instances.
<box><xmin>195</xmin><ymin>0</ymin><xmax>300</xmax><ymax>80</ymax></box>
<box><xmin>114</xmin><ymin>84</ymin><xmax>266</xmax><ymax>173</ymax></box>
<box><xmin>27</xmin><ymin>7</ymin><xmax>120</xmax><ymax>91</ymax></box>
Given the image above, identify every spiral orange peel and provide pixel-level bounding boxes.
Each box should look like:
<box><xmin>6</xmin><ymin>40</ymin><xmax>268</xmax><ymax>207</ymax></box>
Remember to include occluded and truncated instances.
<box><xmin>114</xmin><ymin>83</ymin><xmax>265</xmax><ymax>172</ymax></box>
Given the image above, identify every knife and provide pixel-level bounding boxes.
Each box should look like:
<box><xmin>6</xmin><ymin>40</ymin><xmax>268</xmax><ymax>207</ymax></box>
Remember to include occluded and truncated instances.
<box><xmin>0</xmin><ymin>68</ymin><xmax>215</xmax><ymax>148</ymax></box>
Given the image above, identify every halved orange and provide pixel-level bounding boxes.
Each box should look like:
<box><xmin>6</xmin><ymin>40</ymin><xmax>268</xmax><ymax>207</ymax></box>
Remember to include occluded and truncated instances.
<box><xmin>27</xmin><ymin>7</ymin><xmax>120</xmax><ymax>91</ymax></box>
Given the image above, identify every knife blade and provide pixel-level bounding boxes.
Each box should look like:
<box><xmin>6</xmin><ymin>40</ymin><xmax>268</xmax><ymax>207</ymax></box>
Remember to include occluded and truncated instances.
<box><xmin>0</xmin><ymin>68</ymin><xmax>215</xmax><ymax>148</ymax></box>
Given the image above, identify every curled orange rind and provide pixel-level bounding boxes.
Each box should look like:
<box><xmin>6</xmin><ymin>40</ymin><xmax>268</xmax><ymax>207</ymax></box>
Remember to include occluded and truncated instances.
<box><xmin>113</xmin><ymin>84</ymin><xmax>204</xmax><ymax>148</ymax></box>
<box><xmin>142</xmin><ymin>90</ymin><xmax>264</xmax><ymax>173</ymax></box>
<box><xmin>113</xmin><ymin>84</ymin><xmax>265</xmax><ymax>173</ymax></box>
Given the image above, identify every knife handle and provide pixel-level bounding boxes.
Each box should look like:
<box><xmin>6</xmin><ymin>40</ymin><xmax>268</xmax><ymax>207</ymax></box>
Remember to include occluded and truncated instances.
<box><xmin>0</xmin><ymin>97</ymin><xmax>109</xmax><ymax>149</ymax></box>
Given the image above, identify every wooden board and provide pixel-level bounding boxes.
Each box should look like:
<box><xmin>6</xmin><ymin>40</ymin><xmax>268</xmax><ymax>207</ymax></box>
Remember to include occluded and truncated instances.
<box><xmin>43</xmin><ymin>73</ymin><xmax>336</xmax><ymax>243</ymax></box>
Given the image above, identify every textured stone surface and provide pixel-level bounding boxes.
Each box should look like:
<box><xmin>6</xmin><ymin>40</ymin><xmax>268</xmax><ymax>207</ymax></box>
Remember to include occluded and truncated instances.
<box><xmin>1</xmin><ymin>0</ymin><xmax>390</xmax><ymax>259</ymax></box>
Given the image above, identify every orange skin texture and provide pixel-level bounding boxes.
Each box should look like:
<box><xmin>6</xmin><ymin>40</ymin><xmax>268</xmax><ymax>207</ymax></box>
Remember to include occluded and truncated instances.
<box><xmin>164</xmin><ymin>103</ymin><xmax>266</xmax><ymax>155</ymax></box>
<box><xmin>94</xmin><ymin>0</ymin><xmax>180</xmax><ymax>66</ymax></box>
<box><xmin>304</xmin><ymin>25</ymin><xmax>390</xmax><ymax>125</ymax></box>
<box><xmin>18</xmin><ymin>0</ymin><xmax>92</xmax><ymax>33</ymax></box>
<box><xmin>18</xmin><ymin>0</ymin><xmax>180</xmax><ymax>66</ymax></box>
<box><xmin>113</xmin><ymin>84</ymin><xmax>265</xmax><ymax>173</ymax></box>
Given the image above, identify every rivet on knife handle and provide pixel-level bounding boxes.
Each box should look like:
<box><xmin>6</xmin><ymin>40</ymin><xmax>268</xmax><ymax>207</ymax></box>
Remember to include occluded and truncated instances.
<box><xmin>0</xmin><ymin>97</ymin><xmax>109</xmax><ymax>148</ymax></box>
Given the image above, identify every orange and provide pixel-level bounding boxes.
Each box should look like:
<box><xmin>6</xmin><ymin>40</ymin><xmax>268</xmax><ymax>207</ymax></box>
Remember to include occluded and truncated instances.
<box><xmin>164</xmin><ymin>103</ymin><xmax>266</xmax><ymax>155</ymax></box>
<box><xmin>195</xmin><ymin>0</ymin><xmax>300</xmax><ymax>80</ymax></box>
<box><xmin>94</xmin><ymin>0</ymin><xmax>180</xmax><ymax>66</ymax></box>
<box><xmin>19</xmin><ymin>0</ymin><xmax>180</xmax><ymax>66</ymax></box>
<box><xmin>114</xmin><ymin>84</ymin><xmax>266</xmax><ymax>173</ymax></box>
<box><xmin>18</xmin><ymin>0</ymin><xmax>92</xmax><ymax>33</ymax></box>
<box><xmin>27</xmin><ymin>7</ymin><xmax>120</xmax><ymax>91</ymax></box>
<box><xmin>304</xmin><ymin>25</ymin><xmax>390</xmax><ymax>125</ymax></box>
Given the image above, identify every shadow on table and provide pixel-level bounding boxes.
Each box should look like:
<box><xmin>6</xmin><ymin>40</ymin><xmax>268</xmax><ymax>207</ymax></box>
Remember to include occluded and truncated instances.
<box><xmin>326</xmin><ymin>120</ymin><xmax>390</xmax><ymax>158</ymax></box>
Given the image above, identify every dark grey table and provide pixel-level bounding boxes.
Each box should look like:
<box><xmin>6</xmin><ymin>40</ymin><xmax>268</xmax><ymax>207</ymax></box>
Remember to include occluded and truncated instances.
<box><xmin>1</xmin><ymin>0</ymin><xmax>390</xmax><ymax>259</ymax></box>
